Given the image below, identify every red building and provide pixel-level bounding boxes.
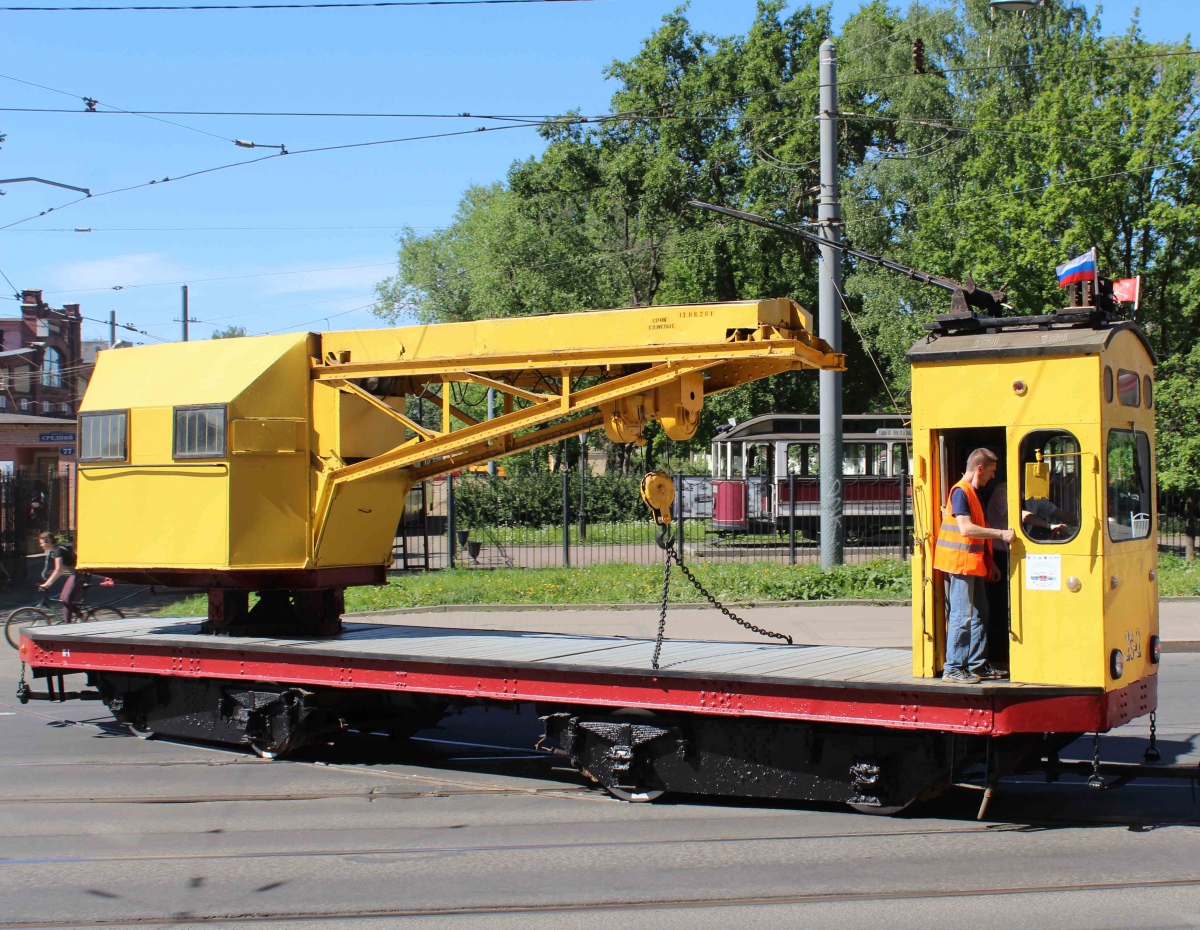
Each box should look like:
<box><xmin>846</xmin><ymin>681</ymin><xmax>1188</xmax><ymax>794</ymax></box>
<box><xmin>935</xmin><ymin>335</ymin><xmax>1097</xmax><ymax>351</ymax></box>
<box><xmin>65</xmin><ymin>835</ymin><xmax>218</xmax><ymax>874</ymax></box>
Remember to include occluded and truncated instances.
<box><xmin>0</xmin><ymin>290</ymin><xmax>85</xmax><ymax>474</ymax></box>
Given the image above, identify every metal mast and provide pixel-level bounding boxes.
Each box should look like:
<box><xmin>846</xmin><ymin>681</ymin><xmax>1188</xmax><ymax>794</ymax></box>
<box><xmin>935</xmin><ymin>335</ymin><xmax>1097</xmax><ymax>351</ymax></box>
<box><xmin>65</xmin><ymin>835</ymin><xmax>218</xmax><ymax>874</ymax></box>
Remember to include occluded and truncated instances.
<box><xmin>818</xmin><ymin>38</ymin><xmax>844</xmax><ymax>568</ymax></box>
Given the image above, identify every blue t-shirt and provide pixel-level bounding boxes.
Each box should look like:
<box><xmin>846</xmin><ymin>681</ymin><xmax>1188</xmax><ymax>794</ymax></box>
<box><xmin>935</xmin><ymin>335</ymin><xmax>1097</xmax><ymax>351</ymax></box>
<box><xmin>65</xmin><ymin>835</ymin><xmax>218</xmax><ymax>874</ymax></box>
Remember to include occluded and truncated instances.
<box><xmin>950</xmin><ymin>487</ymin><xmax>971</xmax><ymax>517</ymax></box>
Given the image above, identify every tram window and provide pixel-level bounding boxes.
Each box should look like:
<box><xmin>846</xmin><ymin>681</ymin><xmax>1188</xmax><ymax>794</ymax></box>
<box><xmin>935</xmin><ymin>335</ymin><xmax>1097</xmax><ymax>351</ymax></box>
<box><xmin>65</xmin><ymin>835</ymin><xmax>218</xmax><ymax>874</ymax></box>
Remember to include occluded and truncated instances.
<box><xmin>731</xmin><ymin>444</ymin><xmax>743</xmax><ymax>477</ymax></box>
<box><xmin>786</xmin><ymin>443</ymin><xmax>819</xmax><ymax>477</ymax></box>
<box><xmin>1018</xmin><ymin>430</ymin><xmax>1082</xmax><ymax>544</ymax></box>
<box><xmin>1107</xmin><ymin>430</ymin><xmax>1153</xmax><ymax>541</ymax></box>
<box><xmin>745</xmin><ymin>442</ymin><xmax>773</xmax><ymax>478</ymax></box>
<box><xmin>843</xmin><ymin>443</ymin><xmax>888</xmax><ymax>476</ymax></box>
<box><xmin>1144</xmin><ymin>375</ymin><xmax>1153</xmax><ymax>409</ymax></box>
<box><xmin>890</xmin><ymin>445</ymin><xmax>911</xmax><ymax>475</ymax></box>
<box><xmin>1104</xmin><ymin>365</ymin><xmax>1114</xmax><ymax>403</ymax></box>
<box><xmin>1117</xmin><ymin>369</ymin><xmax>1141</xmax><ymax>407</ymax></box>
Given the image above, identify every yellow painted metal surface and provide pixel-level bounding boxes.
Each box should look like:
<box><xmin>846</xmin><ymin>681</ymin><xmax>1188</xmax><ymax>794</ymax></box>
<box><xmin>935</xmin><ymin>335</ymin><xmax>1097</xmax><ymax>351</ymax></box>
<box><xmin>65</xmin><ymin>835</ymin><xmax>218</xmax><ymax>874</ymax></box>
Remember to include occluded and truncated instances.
<box><xmin>909</xmin><ymin>327</ymin><xmax>1157</xmax><ymax>691</ymax></box>
<box><xmin>78</xmin><ymin>299</ymin><xmax>840</xmax><ymax>580</ymax></box>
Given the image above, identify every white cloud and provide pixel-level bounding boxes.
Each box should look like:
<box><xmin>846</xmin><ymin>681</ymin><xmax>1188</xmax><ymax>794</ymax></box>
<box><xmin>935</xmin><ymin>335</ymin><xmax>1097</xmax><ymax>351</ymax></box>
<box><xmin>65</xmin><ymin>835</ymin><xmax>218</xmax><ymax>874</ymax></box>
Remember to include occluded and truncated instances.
<box><xmin>52</xmin><ymin>253</ymin><xmax>192</xmax><ymax>292</ymax></box>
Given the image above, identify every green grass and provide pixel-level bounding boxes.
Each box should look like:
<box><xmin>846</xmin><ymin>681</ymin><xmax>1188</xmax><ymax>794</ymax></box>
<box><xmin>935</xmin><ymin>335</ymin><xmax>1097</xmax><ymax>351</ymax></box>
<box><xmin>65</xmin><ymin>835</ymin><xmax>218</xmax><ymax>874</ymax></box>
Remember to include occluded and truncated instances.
<box><xmin>153</xmin><ymin>559</ymin><xmax>911</xmax><ymax>617</ymax></box>
<box><xmin>459</xmin><ymin>520</ymin><xmax>816</xmax><ymax>547</ymax></box>
<box><xmin>1157</xmin><ymin>552</ymin><xmax>1200</xmax><ymax>596</ymax></box>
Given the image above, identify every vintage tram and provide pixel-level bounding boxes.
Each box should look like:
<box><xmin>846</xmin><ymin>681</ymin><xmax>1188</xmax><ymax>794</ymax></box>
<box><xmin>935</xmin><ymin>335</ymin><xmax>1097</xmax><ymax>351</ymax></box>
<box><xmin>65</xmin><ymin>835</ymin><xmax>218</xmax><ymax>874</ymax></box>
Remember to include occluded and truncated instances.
<box><xmin>709</xmin><ymin>413</ymin><xmax>912</xmax><ymax>538</ymax></box>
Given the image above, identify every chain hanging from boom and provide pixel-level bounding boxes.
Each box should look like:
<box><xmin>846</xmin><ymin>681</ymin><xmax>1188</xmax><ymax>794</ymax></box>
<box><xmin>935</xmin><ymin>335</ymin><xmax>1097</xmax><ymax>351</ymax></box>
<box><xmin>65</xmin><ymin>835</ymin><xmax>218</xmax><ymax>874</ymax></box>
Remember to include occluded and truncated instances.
<box><xmin>641</xmin><ymin>471</ymin><xmax>793</xmax><ymax>670</ymax></box>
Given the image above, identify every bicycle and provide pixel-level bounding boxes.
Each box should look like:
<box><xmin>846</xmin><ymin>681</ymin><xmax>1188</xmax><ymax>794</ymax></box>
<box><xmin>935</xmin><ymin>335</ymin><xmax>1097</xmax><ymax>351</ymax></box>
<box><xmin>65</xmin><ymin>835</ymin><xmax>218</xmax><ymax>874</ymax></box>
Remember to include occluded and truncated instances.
<box><xmin>4</xmin><ymin>575</ymin><xmax>128</xmax><ymax>650</ymax></box>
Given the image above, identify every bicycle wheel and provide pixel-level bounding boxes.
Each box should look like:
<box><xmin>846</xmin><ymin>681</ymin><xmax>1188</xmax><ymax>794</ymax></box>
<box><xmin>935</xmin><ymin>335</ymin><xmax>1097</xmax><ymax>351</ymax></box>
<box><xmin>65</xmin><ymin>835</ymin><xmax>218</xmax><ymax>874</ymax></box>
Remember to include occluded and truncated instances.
<box><xmin>5</xmin><ymin>607</ymin><xmax>56</xmax><ymax>651</ymax></box>
<box><xmin>84</xmin><ymin>606</ymin><xmax>125</xmax><ymax>623</ymax></box>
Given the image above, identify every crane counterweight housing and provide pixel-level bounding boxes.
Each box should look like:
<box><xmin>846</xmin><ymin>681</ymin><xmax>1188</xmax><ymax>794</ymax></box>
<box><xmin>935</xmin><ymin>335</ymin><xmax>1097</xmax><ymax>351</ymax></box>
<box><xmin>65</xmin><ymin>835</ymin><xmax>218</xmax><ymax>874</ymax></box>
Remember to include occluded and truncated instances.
<box><xmin>77</xmin><ymin>298</ymin><xmax>841</xmax><ymax>632</ymax></box>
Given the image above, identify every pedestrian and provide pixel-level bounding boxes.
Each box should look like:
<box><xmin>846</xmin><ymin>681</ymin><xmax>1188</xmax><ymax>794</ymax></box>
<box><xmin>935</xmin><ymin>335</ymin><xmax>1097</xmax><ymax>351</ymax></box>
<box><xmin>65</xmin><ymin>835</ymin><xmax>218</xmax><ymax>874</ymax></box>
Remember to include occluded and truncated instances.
<box><xmin>934</xmin><ymin>449</ymin><xmax>1015</xmax><ymax>683</ymax></box>
<box><xmin>37</xmin><ymin>532</ymin><xmax>79</xmax><ymax>623</ymax></box>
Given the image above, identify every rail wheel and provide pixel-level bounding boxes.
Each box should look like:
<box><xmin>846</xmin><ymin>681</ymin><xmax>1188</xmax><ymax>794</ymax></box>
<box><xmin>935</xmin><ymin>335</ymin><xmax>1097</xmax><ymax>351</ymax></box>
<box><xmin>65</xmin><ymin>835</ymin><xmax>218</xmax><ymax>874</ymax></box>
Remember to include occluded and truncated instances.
<box><xmin>5</xmin><ymin>607</ymin><xmax>56</xmax><ymax>650</ymax></box>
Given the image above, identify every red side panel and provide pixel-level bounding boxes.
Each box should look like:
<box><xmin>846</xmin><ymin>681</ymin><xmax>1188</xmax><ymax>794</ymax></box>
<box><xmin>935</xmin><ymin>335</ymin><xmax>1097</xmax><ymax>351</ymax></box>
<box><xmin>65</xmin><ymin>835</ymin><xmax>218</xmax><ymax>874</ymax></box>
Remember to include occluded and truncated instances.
<box><xmin>22</xmin><ymin>636</ymin><xmax>1158</xmax><ymax>737</ymax></box>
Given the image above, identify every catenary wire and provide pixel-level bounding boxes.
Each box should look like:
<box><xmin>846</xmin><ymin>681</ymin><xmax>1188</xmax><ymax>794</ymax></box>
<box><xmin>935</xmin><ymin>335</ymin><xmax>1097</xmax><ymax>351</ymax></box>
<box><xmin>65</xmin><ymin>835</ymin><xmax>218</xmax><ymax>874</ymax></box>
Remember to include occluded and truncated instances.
<box><xmin>0</xmin><ymin>122</ymin><xmax>539</xmax><ymax>233</ymax></box>
<box><xmin>0</xmin><ymin>72</ymin><xmax>234</xmax><ymax>143</ymax></box>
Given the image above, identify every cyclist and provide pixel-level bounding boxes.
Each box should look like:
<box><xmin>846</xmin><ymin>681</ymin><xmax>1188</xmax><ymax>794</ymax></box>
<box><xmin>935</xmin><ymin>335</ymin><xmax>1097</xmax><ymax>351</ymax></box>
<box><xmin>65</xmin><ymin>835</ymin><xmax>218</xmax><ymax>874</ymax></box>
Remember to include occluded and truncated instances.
<box><xmin>37</xmin><ymin>532</ymin><xmax>78</xmax><ymax>623</ymax></box>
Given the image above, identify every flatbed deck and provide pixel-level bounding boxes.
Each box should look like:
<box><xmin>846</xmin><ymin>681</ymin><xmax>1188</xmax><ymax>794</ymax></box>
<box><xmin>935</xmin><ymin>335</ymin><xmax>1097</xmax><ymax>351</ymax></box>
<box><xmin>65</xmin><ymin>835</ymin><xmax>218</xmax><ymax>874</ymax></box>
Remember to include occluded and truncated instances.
<box><xmin>21</xmin><ymin>617</ymin><xmax>1151</xmax><ymax>737</ymax></box>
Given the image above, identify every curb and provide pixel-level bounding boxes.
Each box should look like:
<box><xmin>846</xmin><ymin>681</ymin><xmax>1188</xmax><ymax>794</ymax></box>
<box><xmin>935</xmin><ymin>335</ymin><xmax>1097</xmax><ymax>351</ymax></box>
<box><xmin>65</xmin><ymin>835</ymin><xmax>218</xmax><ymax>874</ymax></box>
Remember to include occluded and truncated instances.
<box><xmin>350</xmin><ymin>599</ymin><xmax>912</xmax><ymax>617</ymax></box>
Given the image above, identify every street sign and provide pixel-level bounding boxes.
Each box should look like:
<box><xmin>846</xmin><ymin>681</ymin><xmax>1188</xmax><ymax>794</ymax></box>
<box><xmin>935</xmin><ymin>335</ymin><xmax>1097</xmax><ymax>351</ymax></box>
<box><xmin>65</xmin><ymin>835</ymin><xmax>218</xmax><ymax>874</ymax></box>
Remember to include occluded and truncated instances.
<box><xmin>39</xmin><ymin>432</ymin><xmax>75</xmax><ymax>443</ymax></box>
<box><xmin>60</xmin><ymin>447</ymin><xmax>75</xmax><ymax>456</ymax></box>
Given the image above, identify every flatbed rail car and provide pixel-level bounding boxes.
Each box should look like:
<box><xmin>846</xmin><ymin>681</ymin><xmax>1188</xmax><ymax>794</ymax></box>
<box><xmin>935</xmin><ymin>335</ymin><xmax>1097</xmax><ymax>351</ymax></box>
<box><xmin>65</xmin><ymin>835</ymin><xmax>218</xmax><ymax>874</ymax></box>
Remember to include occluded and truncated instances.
<box><xmin>15</xmin><ymin>247</ymin><xmax>1168</xmax><ymax>811</ymax></box>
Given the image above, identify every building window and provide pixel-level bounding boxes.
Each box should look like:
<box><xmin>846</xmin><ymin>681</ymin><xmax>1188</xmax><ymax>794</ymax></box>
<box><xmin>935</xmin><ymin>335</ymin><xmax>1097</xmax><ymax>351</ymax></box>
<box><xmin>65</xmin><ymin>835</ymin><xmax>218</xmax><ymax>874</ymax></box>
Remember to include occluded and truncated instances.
<box><xmin>174</xmin><ymin>405</ymin><xmax>226</xmax><ymax>459</ymax></box>
<box><xmin>40</xmin><ymin>347</ymin><xmax>62</xmax><ymax>388</ymax></box>
<box><xmin>36</xmin><ymin>319</ymin><xmax>49</xmax><ymax>338</ymax></box>
<box><xmin>19</xmin><ymin>399</ymin><xmax>28</xmax><ymax>412</ymax></box>
<box><xmin>80</xmin><ymin>411</ymin><xmax>129</xmax><ymax>462</ymax></box>
<box><xmin>1018</xmin><ymin>430</ymin><xmax>1082</xmax><ymax>544</ymax></box>
<box><xmin>1107</xmin><ymin>429</ymin><xmax>1153</xmax><ymax>541</ymax></box>
<box><xmin>0</xmin><ymin>397</ymin><xmax>6</xmax><ymax>410</ymax></box>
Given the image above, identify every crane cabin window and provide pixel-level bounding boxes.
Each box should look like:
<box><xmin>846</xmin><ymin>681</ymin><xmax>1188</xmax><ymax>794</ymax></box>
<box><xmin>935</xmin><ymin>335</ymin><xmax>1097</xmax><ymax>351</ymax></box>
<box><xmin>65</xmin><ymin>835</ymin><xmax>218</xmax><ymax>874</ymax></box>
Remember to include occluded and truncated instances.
<box><xmin>1018</xmin><ymin>430</ymin><xmax>1082</xmax><ymax>543</ymax></box>
<box><xmin>79</xmin><ymin>411</ymin><xmax>128</xmax><ymax>463</ymax></box>
<box><xmin>174</xmin><ymin>405</ymin><xmax>226</xmax><ymax>459</ymax></box>
<box><xmin>1107</xmin><ymin>429</ymin><xmax>1153</xmax><ymax>541</ymax></box>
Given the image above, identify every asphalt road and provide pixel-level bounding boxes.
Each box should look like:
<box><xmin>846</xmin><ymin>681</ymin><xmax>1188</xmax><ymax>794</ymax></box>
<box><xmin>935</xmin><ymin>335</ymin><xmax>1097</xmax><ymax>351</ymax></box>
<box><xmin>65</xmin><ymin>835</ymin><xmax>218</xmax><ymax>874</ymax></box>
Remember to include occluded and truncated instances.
<box><xmin>2</xmin><ymin>636</ymin><xmax>1199</xmax><ymax>928</ymax></box>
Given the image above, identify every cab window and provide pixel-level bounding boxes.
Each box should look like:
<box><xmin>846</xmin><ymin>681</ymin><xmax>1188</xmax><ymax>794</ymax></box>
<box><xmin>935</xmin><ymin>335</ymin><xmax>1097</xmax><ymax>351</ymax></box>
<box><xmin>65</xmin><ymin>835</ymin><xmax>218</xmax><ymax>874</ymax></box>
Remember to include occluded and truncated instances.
<box><xmin>1107</xmin><ymin>429</ymin><xmax>1153</xmax><ymax>541</ymax></box>
<box><xmin>1018</xmin><ymin>430</ymin><xmax>1082</xmax><ymax>543</ymax></box>
<box><xmin>1117</xmin><ymin>369</ymin><xmax>1141</xmax><ymax>407</ymax></box>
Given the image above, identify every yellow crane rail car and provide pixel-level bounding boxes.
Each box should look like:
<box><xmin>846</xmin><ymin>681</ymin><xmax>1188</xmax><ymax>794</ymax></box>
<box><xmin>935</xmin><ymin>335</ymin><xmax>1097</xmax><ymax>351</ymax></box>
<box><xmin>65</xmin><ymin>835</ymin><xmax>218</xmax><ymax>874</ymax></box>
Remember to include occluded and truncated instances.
<box><xmin>17</xmin><ymin>235</ymin><xmax>1186</xmax><ymax>812</ymax></box>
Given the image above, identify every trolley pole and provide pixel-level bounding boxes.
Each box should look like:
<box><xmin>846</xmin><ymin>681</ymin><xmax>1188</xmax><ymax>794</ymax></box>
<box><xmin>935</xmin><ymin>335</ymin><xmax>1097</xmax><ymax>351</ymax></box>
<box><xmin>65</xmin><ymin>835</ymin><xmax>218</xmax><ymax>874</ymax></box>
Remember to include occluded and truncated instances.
<box><xmin>818</xmin><ymin>37</ymin><xmax>845</xmax><ymax>568</ymax></box>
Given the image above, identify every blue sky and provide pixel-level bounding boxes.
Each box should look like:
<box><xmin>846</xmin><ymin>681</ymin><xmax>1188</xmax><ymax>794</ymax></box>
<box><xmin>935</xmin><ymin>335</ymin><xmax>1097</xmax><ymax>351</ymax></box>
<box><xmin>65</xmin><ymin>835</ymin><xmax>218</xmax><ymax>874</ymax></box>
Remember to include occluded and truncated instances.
<box><xmin>0</xmin><ymin>0</ymin><xmax>1193</xmax><ymax>344</ymax></box>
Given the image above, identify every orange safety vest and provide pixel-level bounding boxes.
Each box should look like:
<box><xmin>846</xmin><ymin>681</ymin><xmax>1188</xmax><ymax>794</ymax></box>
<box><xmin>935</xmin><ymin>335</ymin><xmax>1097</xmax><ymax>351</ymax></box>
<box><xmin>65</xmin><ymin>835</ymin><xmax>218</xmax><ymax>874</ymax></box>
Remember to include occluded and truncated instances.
<box><xmin>933</xmin><ymin>478</ymin><xmax>992</xmax><ymax>577</ymax></box>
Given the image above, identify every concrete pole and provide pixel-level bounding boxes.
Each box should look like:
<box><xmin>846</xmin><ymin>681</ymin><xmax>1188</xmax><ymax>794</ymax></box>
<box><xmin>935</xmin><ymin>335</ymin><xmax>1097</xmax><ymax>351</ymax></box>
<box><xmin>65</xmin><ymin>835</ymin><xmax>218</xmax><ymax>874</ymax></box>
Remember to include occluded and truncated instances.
<box><xmin>109</xmin><ymin>311</ymin><xmax>116</xmax><ymax>348</ymax></box>
<box><xmin>818</xmin><ymin>38</ymin><xmax>845</xmax><ymax>568</ymax></box>
<box><xmin>181</xmin><ymin>286</ymin><xmax>189</xmax><ymax>342</ymax></box>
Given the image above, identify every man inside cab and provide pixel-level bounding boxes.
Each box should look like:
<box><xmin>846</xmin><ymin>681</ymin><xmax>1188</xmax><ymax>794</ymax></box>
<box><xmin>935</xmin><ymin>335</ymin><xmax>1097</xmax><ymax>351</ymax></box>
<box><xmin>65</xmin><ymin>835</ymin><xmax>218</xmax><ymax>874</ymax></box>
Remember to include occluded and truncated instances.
<box><xmin>934</xmin><ymin>448</ymin><xmax>1016</xmax><ymax>684</ymax></box>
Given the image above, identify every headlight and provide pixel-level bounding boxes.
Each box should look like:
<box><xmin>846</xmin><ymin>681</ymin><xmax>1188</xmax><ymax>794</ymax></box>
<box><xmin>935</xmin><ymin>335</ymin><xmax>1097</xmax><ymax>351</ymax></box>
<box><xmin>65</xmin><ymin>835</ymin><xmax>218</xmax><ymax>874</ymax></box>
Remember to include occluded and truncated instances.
<box><xmin>1149</xmin><ymin>635</ymin><xmax>1161</xmax><ymax>665</ymax></box>
<box><xmin>1110</xmin><ymin>648</ymin><xmax>1125</xmax><ymax>680</ymax></box>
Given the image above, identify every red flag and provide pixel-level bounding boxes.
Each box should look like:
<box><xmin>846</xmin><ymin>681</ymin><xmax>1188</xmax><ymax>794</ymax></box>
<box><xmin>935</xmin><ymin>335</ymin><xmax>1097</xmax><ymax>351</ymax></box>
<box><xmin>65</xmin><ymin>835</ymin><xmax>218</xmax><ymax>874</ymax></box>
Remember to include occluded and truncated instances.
<box><xmin>1113</xmin><ymin>276</ymin><xmax>1140</xmax><ymax>307</ymax></box>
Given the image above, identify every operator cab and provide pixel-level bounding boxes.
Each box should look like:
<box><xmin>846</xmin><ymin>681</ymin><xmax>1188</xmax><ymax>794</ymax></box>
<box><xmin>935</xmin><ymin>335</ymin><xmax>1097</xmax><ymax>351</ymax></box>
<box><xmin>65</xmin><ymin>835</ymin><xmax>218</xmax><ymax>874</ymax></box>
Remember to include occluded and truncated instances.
<box><xmin>908</xmin><ymin>283</ymin><xmax>1159</xmax><ymax>693</ymax></box>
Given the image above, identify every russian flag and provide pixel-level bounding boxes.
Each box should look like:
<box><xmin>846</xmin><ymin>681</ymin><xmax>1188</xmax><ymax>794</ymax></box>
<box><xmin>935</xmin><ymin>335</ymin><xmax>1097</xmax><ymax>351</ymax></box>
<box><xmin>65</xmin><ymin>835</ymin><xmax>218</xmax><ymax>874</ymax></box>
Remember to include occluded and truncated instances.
<box><xmin>1056</xmin><ymin>248</ymin><xmax>1097</xmax><ymax>289</ymax></box>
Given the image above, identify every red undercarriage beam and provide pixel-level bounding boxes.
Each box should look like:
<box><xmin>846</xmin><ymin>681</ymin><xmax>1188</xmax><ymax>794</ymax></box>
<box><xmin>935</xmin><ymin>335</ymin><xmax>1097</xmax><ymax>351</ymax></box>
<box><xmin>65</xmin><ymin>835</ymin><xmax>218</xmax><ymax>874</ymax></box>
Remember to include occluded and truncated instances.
<box><xmin>22</xmin><ymin>638</ymin><xmax>1156</xmax><ymax>737</ymax></box>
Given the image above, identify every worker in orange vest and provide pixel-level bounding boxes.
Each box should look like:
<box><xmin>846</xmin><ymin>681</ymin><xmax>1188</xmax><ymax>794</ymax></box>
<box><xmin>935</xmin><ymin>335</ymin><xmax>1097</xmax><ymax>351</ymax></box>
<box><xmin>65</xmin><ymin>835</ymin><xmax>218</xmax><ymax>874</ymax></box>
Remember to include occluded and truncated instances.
<box><xmin>934</xmin><ymin>448</ymin><xmax>1016</xmax><ymax>683</ymax></box>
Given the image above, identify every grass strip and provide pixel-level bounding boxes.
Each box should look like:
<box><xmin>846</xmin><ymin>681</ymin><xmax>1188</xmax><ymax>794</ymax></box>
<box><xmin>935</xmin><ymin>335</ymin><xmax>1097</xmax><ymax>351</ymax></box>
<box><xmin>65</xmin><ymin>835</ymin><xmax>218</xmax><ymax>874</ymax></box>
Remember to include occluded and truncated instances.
<box><xmin>153</xmin><ymin>554</ymin><xmax>1200</xmax><ymax>617</ymax></box>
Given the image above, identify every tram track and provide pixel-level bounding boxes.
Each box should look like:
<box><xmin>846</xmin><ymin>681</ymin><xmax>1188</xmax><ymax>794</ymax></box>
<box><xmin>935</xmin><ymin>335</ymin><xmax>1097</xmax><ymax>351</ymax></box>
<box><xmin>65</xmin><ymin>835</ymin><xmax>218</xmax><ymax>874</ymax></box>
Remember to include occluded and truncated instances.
<box><xmin>4</xmin><ymin>876</ymin><xmax>1200</xmax><ymax>928</ymax></box>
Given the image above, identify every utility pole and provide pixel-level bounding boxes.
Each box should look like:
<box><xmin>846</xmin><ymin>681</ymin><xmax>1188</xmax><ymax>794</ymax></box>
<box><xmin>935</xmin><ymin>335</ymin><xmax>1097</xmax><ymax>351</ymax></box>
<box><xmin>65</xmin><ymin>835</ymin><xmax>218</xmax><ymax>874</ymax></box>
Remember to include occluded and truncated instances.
<box><xmin>818</xmin><ymin>37</ymin><xmax>845</xmax><ymax>568</ymax></box>
<box><xmin>109</xmin><ymin>311</ymin><xmax>116</xmax><ymax>348</ymax></box>
<box><xmin>180</xmin><ymin>286</ymin><xmax>189</xmax><ymax>342</ymax></box>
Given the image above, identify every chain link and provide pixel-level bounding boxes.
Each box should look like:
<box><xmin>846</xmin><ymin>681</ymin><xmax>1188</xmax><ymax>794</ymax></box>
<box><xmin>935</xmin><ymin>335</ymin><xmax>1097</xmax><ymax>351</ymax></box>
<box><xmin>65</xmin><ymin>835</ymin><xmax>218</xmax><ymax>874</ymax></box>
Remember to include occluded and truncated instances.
<box><xmin>16</xmin><ymin>660</ymin><xmax>30</xmax><ymax>704</ymax></box>
<box><xmin>651</xmin><ymin>535</ymin><xmax>793</xmax><ymax>670</ymax></box>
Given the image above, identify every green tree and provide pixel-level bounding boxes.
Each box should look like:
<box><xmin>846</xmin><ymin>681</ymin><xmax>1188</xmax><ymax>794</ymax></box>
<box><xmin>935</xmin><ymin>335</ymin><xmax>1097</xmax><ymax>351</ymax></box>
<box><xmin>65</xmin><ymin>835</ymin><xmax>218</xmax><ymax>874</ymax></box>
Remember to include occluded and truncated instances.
<box><xmin>211</xmin><ymin>325</ymin><xmax>246</xmax><ymax>339</ymax></box>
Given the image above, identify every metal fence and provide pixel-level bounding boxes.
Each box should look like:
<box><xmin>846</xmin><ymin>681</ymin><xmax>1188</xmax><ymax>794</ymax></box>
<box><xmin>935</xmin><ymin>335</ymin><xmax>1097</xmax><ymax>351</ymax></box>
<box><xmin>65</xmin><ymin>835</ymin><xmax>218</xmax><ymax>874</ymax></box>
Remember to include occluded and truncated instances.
<box><xmin>1158</xmin><ymin>490</ymin><xmax>1199</xmax><ymax>558</ymax></box>
<box><xmin>393</xmin><ymin>470</ymin><xmax>913</xmax><ymax>571</ymax></box>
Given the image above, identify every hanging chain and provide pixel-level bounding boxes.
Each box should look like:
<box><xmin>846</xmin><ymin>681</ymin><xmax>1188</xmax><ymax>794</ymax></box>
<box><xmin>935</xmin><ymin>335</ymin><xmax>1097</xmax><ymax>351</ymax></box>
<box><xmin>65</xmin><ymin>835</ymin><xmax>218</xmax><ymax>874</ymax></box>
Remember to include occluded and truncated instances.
<box><xmin>16</xmin><ymin>661</ymin><xmax>30</xmax><ymax>704</ymax></box>
<box><xmin>1088</xmin><ymin>732</ymin><xmax>1105</xmax><ymax>789</ymax></box>
<box><xmin>651</xmin><ymin>547</ymin><xmax>672</xmax><ymax>670</ymax></box>
<box><xmin>1145</xmin><ymin>710</ymin><xmax>1161</xmax><ymax>762</ymax></box>
<box><xmin>651</xmin><ymin>530</ymin><xmax>793</xmax><ymax>671</ymax></box>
